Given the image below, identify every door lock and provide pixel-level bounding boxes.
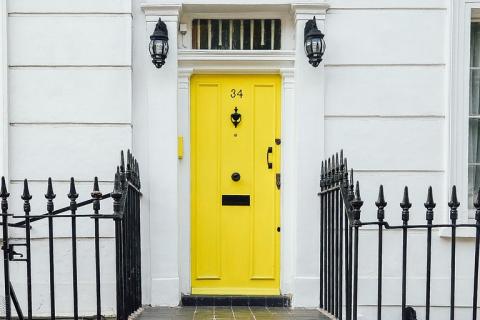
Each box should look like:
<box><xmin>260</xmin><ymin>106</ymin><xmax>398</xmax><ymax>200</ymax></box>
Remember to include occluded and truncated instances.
<box><xmin>231</xmin><ymin>172</ymin><xmax>241</xmax><ymax>182</ymax></box>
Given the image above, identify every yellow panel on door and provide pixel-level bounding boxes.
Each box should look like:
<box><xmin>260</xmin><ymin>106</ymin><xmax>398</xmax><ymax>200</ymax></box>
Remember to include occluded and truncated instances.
<box><xmin>191</xmin><ymin>74</ymin><xmax>281</xmax><ymax>295</ymax></box>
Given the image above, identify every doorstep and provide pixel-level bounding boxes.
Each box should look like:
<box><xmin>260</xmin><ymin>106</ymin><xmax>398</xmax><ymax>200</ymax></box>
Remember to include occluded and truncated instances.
<box><xmin>181</xmin><ymin>294</ymin><xmax>291</xmax><ymax>307</ymax></box>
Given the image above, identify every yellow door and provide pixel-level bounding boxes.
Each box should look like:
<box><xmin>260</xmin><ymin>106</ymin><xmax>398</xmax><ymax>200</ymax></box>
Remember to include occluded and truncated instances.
<box><xmin>191</xmin><ymin>74</ymin><xmax>281</xmax><ymax>295</ymax></box>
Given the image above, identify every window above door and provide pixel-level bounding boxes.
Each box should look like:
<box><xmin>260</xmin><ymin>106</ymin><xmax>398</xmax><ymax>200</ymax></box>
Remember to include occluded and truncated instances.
<box><xmin>192</xmin><ymin>19</ymin><xmax>282</xmax><ymax>50</ymax></box>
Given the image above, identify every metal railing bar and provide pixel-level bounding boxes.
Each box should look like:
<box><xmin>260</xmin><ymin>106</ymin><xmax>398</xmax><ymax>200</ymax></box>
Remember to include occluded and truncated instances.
<box><xmin>11</xmin><ymin>193</ymin><xmax>112</xmax><ymax>226</ymax></box>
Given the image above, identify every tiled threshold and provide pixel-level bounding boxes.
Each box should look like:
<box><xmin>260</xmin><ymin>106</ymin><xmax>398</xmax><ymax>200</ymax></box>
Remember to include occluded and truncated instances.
<box><xmin>181</xmin><ymin>295</ymin><xmax>291</xmax><ymax>307</ymax></box>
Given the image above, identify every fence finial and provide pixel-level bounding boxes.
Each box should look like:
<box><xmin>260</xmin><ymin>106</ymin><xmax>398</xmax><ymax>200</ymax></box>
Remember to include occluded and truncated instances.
<box><xmin>21</xmin><ymin>179</ymin><xmax>32</xmax><ymax>200</ymax></box>
<box><xmin>400</xmin><ymin>186</ymin><xmax>411</xmax><ymax>222</ymax></box>
<box><xmin>320</xmin><ymin>161</ymin><xmax>325</xmax><ymax>189</ymax></box>
<box><xmin>120</xmin><ymin>150</ymin><xmax>125</xmax><ymax>173</ymax></box>
<box><xmin>91</xmin><ymin>177</ymin><xmax>102</xmax><ymax>198</ymax></box>
<box><xmin>335</xmin><ymin>153</ymin><xmax>339</xmax><ymax>184</ymax></box>
<box><xmin>113</xmin><ymin>169</ymin><xmax>121</xmax><ymax>195</ymax></box>
<box><xmin>375</xmin><ymin>185</ymin><xmax>387</xmax><ymax>221</ymax></box>
<box><xmin>424</xmin><ymin>186</ymin><xmax>436</xmax><ymax>222</ymax></box>
<box><xmin>351</xmin><ymin>181</ymin><xmax>363</xmax><ymax>222</ymax></box>
<box><xmin>68</xmin><ymin>177</ymin><xmax>79</xmax><ymax>200</ymax></box>
<box><xmin>448</xmin><ymin>185</ymin><xmax>460</xmax><ymax>221</ymax></box>
<box><xmin>45</xmin><ymin>177</ymin><xmax>56</xmax><ymax>200</ymax></box>
<box><xmin>343</xmin><ymin>158</ymin><xmax>349</xmax><ymax>186</ymax></box>
<box><xmin>0</xmin><ymin>176</ymin><xmax>9</xmax><ymax>198</ymax></box>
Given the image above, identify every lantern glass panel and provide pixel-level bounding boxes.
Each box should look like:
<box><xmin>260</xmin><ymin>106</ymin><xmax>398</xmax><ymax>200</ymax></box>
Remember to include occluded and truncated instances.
<box><xmin>149</xmin><ymin>40</ymin><xmax>154</xmax><ymax>55</ymax></box>
<box><xmin>163</xmin><ymin>41</ymin><xmax>169</xmax><ymax>55</ymax></box>
<box><xmin>305</xmin><ymin>39</ymin><xmax>312</xmax><ymax>55</ymax></box>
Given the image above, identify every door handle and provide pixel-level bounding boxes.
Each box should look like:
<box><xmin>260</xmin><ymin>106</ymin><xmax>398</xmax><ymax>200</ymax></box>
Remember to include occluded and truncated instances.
<box><xmin>266</xmin><ymin>147</ymin><xmax>273</xmax><ymax>169</ymax></box>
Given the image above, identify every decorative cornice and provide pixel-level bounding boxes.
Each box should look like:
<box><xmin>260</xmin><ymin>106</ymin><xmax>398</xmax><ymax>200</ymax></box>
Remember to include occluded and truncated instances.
<box><xmin>141</xmin><ymin>3</ymin><xmax>182</xmax><ymax>17</ymax></box>
<box><xmin>291</xmin><ymin>2</ymin><xmax>329</xmax><ymax>21</ymax></box>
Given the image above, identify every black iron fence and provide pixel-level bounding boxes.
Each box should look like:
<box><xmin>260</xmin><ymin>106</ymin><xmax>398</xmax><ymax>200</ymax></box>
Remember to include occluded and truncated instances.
<box><xmin>0</xmin><ymin>150</ymin><xmax>141</xmax><ymax>320</ymax></box>
<box><xmin>320</xmin><ymin>151</ymin><xmax>480</xmax><ymax>320</ymax></box>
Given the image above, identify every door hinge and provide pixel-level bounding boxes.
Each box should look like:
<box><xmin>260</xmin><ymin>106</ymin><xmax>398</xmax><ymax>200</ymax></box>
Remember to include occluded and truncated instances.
<box><xmin>276</xmin><ymin>173</ymin><xmax>281</xmax><ymax>190</ymax></box>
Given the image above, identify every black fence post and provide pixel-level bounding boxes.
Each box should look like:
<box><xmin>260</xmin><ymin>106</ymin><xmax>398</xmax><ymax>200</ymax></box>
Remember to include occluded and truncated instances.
<box><xmin>448</xmin><ymin>186</ymin><xmax>459</xmax><ymax>320</ymax></box>
<box><xmin>375</xmin><ymin>185</ymin><xmax>387</xmax><ymax>320</ymax></box>
<box><xmin>1</xmin><ymin>177</ymin><xmax>11</xmax><ymax>320</ymax></box>
<box><xmin>400</xmin><ymin>187</ymin><xmax>411</xmax><ymax>320</ymax></box>
<box><xmin>92</xmin><ymin>177</ymin><xmax>103</xmax><ymax>320</ymax></box>
<box><xmin>424</xmin><ymin>186</ymin><xmax>435</xmax><ymax>320</ymax></box>
<box><xmin>45</xmin><ymin>178</ymin><xmax>56</xmax><ymax>320</ymax></box>
<box><xmin>68</xmin><ymin>178</ymin><xmax>79</xmax><ymax>320</ymax></box>
<box><xmin>351</xmin><ymin>181</ymin><xmax>363</xmax><ymax>320</ymax></box>
<box><xmin>112</xmin><ymin>168</ymin><xmax>125</xmax><ymax>320</ymax></box>
<box><xmin>21</xmin><ymin>179</ymin><xmax>33</xmax><ymax>320</ymax></box>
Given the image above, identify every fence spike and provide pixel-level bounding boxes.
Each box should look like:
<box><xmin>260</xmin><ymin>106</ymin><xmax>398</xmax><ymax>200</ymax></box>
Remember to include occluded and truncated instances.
<box><xmin>354</xmin><ymin>181</ymin><xmax>361</xmax><ymax>201</ymax></box>
<box><xmin>113</xmin><ymin>171</ymin><xmax>122</xmax><ymax>195</ymax></box>
<box><xmin>320</xmin><ymin>161</ymin><xmax>325</xmax><ymax>188</ymax></box>
<box><xmin>21</xmin><ymin>179</ymin><xmax>32</xmax><ymax>200</ymax></box>
<box><xmin>340</xmin><ymin>149</ymin><xmax>344</xmax><ymax>166</ymax></box>
<box><xmin>93</xmin><ymin>176</ymin><xmax>100</xmax><ymax>192</ymax></box>
<box><xmin>474</xmin><ymin>188</ymin><xmax>480</xmax><ymax>221</ymax></box>
<box><xmin>127</xmin><ymin>153</ymin><xmax>132</xmax><ymax>171</ymax></box>
<box><xmin>424</xmin><ymin>186</ymin><xmax>436</xmax><ymax>222</ymax></box>
<box><xmin>136</xmin><ymin>160</ymin><xmax>141</xmax><ymax>188</ymax></box>
<box><xmin>448</xmin><ymin>185</ymin><xmax>460</xmax><ymax>208</ymax></box>
<box><xmin>343</xmin><ymin>159</ymin><xmax>349</xmax><ymax>186</ymax></box>
<box><xmin>351</xmin><ymin>181</ymin><xmax>363</xmax><ymax>222</ymax></box>
<box><xmin>0</xmin><ymin>176</ymin><xmax>9</xmax><ymax>198</ymax></box>
<box><xmin>375</xmin><ymin>185</ymin><xmax>387</xmax><ymax>221</ymax></box>
<box><xmin>45</xmin><ymin>177</ymin><xmax>56</xmax><ymax>200</ymax></box>
<box><xmin>120</xmin><ymin>150</ymin><xmax>126</xmax><ymax>173</ymax></box>
<box><xmin>448</xmin><ymin>185</ymin><xmax>460</xmax><ymax>221</ymax></box>
<box><xmin>400</xmin><ymin>186</ymin><xmax>411</xmax><ymax>209</ymax></box>
<box><xmin>327</xmin><ymin>158</ymin><xmax>331</xmax><ymax>187</ymax></box>
<box><xmin>68</xmin><ymin>177</ymin><xmax>79</xmax><ymax>200</ymax></box>
<box><xmin>400</xmin><ymin>186</ymin><xmax>411</xmax><ymax>222</ymax></box>
<box><xmin>335</xmin><ymin>153</ymin><xmax>340</xmax><ymax>184</ymax></box>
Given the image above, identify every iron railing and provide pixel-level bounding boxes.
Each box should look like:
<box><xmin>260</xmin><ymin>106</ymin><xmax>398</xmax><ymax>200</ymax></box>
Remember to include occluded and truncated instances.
<box><xmin>0</xmin><ymin>150</ymin><xmax>141</xmax><ymax>320</ymax></box>
<box><xmin>320</xmin><ymin>151</ymin><xmax>480</xmax><ymax>320</ymax></box>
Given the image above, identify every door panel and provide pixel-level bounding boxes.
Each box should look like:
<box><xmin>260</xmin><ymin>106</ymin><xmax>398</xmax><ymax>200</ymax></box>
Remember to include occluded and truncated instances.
<box><xmin>191</xmin><ymin>74</ymin><xmax>281</xmax><ymax>295</ymax></box>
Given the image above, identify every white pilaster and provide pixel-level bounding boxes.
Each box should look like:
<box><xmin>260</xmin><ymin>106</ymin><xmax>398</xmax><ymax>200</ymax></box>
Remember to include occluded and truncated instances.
<box><xmin>290</xmin><ymin>2</ymin><xmax>328</xmax><ymax>307</ymax></box>
<box><xmin>177</xmin><ymin>67</ymin><xmax>193</xmax><ymax>295</ymax></box>
<box><xmin>279</xmin><ymin>68</ymin><xmax>296</xmax><ymax>295</ymax></box>
<box><xmin>0</xmin><ymin>0</ymin><xmax>7</xmax><ymax>179</ymax></box>
<box><xmin>142</xmin><ymin>3</ymin><xmax>182</xmax><ymax>306</ymax></box>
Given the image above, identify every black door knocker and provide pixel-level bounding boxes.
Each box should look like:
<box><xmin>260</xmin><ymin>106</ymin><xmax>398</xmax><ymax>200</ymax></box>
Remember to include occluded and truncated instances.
<box><xmin>231</xmin><ymin>107</ymin><xmax>242</xmax><ymax>128</ymax></box>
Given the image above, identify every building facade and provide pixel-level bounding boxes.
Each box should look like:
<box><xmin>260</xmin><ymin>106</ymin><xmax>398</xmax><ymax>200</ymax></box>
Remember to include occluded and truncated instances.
<box><xmin>0</xmin><ymin>0</ymin><xmax>477</xmax><ymax>319</ymax></box>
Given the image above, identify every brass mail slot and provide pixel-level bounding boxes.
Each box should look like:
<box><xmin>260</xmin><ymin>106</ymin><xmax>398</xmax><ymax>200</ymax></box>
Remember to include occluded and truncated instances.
<box><xmin>222</xmin><ymin>195</ymin><xmax>250</xmax><ymax>206</ymax></box>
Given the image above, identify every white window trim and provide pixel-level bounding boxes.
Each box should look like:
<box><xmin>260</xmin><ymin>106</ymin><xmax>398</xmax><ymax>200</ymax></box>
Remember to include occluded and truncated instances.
<box><xmin>0</xmin><ymin>0</ymin><xmax>7</xmax><ymax>180</ymax></box>
<box><xmin>447</xmin><ymin>2</ymin><xmax>480</xmax><ymax>237</ymax></box>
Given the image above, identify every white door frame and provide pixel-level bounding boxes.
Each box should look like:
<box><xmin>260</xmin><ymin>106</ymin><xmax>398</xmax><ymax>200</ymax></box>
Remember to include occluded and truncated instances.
<box><xmin>177</xmin><ymin>54</ymin><xmax>296</xmax><ymax>295</ymax></box>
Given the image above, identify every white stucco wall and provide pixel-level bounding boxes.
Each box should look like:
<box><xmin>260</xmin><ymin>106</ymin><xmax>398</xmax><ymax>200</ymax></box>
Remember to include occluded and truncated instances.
<box><xmin>2</xmin><ymin>0</ymin><xmax>132</xmax><ymax>316</ymax></box>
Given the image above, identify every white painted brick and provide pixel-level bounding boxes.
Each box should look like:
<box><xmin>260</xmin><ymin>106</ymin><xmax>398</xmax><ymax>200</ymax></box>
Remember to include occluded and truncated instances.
<box><xmin>9</xmin><ymin>15</ymin><xmax>131</xmax><ymax>66</ymax></box>
<box><xmin>325</xmin><ymin>118</ymin><xmax>444</xmax><ymax>171</ymax></box>
<box><xmin>324</xmin><ymin>9</ymin><xmax>446</xmax><ymax>65</ymax></box>
<box><xmin>325</xmin><ymin>66</ymin><xmax>445</xmax><ymax>116</ymax></box>
<box><xmin>8</xmin><ymin>0</ymin><xmax>131</xmax><ymax>13</ymax></box>
<box><xmin>10</xmin><ymin>67</ymin><xmax>131</xmax><ymax>123</ymax></box>
<box><xmin>9</xmin><ymin>125</ymin><xmax>132</xmax><ymax>181</ymax></box>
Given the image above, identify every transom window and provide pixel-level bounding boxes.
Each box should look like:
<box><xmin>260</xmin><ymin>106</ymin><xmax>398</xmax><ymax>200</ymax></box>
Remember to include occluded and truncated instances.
<box><xmin>192</xmin><ymin>19</ymin><xmax>281</xmax><ymax>50</ymax></box>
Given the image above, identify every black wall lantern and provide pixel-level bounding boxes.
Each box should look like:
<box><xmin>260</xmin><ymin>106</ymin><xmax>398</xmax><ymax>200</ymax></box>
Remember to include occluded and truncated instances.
<box><xmin>149</xmin><ymin>18</ymin><xmax>169</xmax><ymax>68</ymax></box>
<box><xmin>304</xmin><ymin>16</ymin><xmax>326</xmax><ymax>67</ymax></box>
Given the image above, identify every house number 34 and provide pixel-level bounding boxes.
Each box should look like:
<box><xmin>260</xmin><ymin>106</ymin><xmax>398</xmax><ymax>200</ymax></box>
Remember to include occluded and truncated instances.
<box><xmin>230</xmin><ymin>89</ymin><xmax>243</xmax><ymax>99</ymax></box>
